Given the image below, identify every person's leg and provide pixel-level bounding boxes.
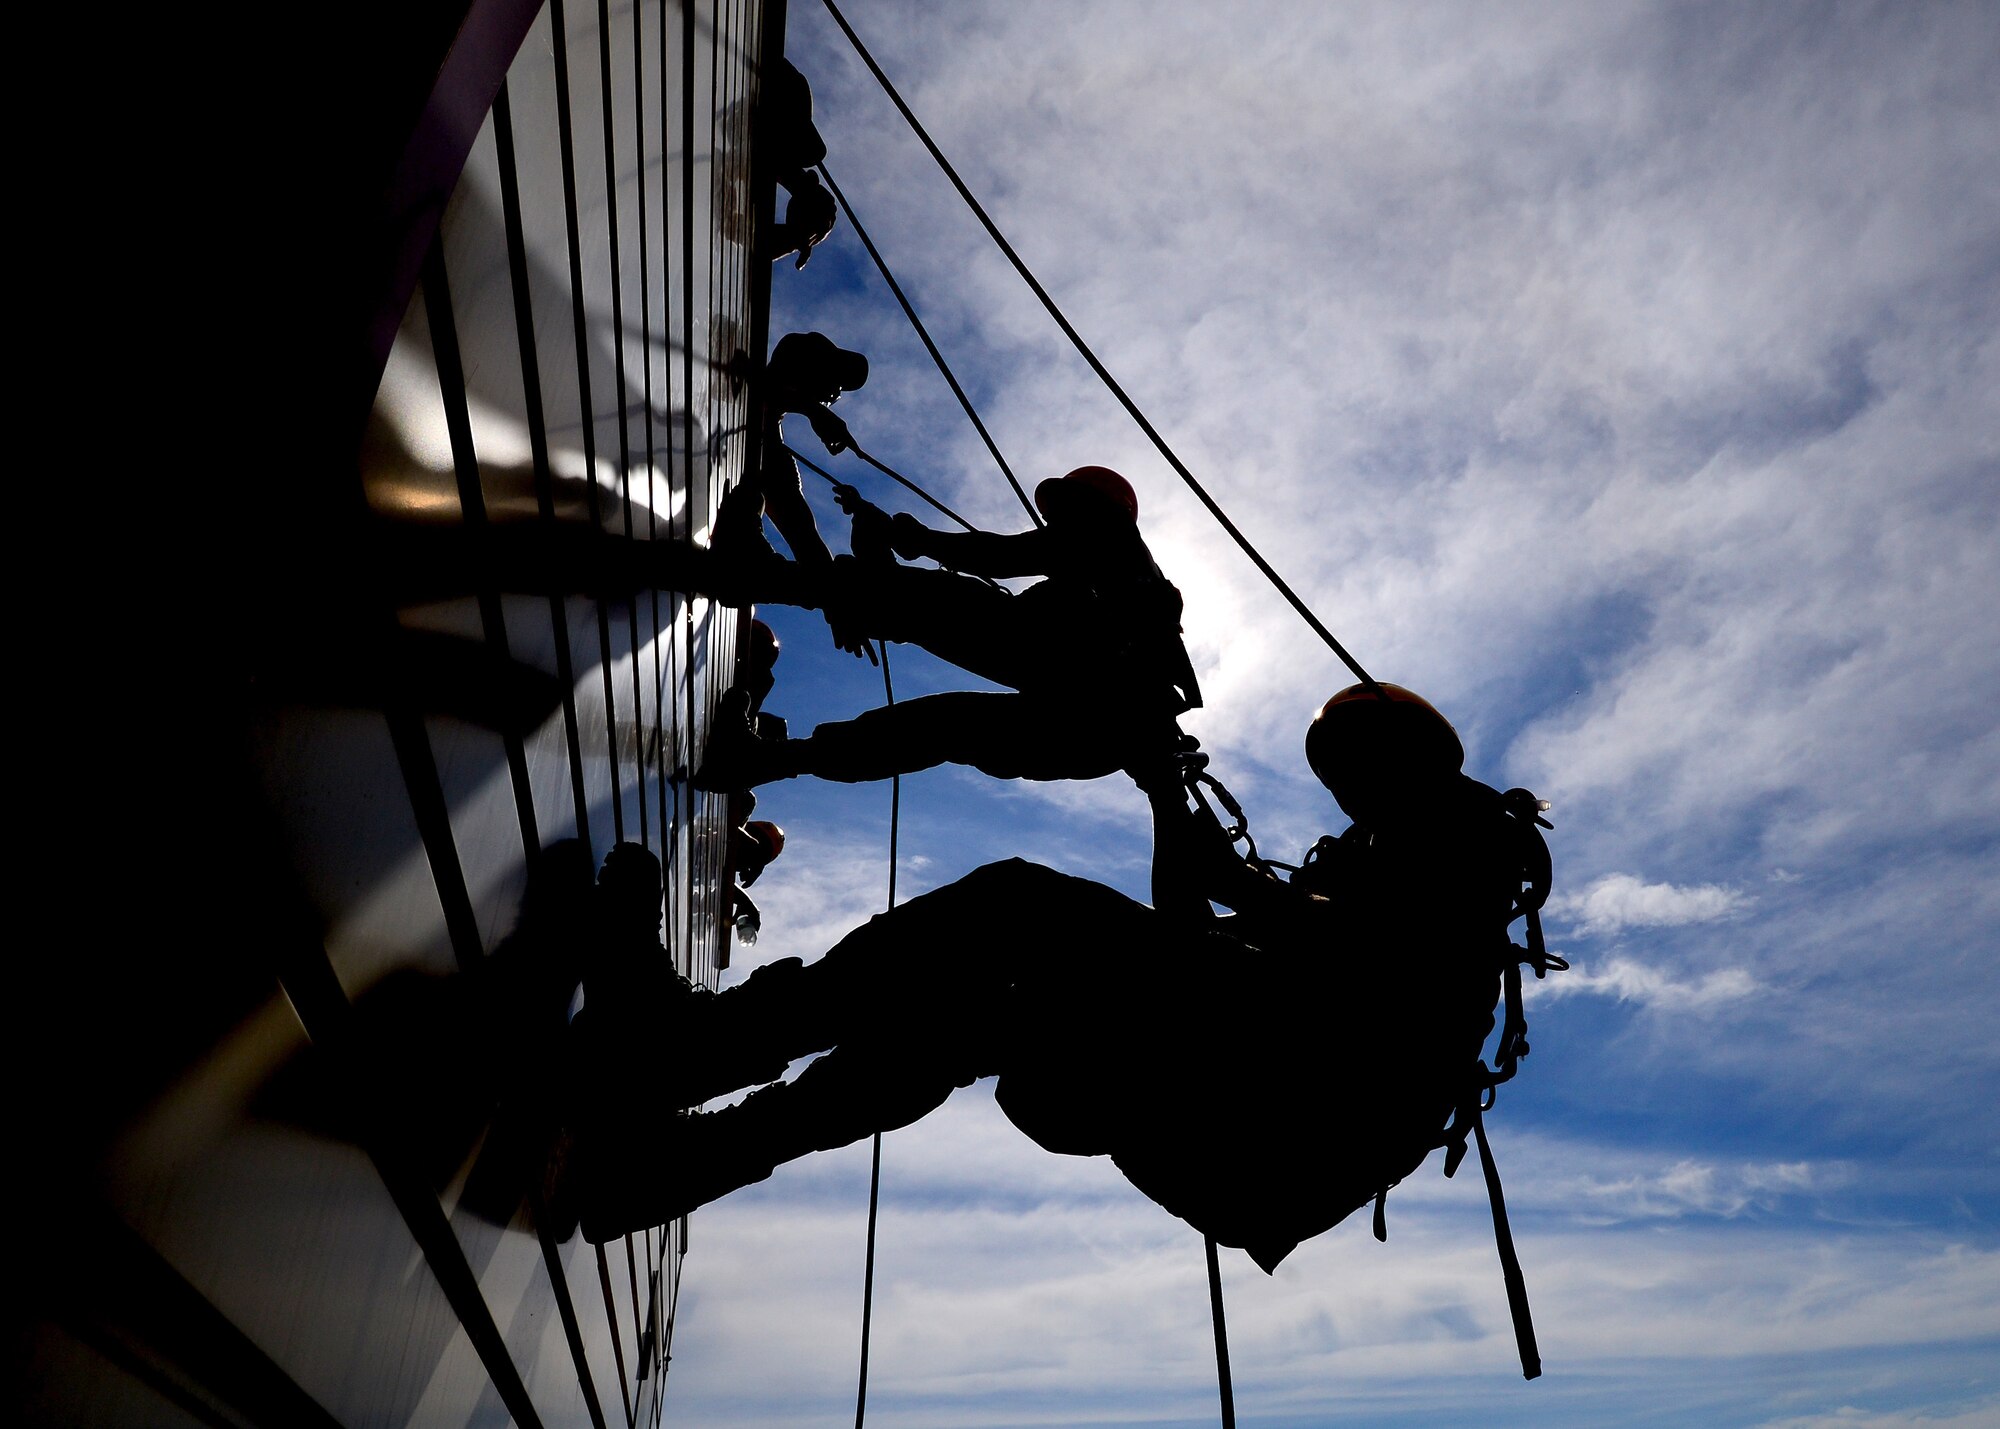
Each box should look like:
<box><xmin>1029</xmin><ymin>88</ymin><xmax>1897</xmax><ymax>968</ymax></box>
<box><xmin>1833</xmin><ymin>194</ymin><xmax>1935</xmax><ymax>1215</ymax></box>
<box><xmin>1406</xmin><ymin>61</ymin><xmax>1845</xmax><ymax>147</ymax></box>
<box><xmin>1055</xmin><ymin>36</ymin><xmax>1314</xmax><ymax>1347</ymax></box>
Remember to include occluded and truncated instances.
<box><xmin>824</xmin><ymin>561</ymin><xmax>1039</xmax><ymax>690</ymax></box>
<box><xmin>578</xmin><ymin>1041</ymin><xmax>967</xmax><ymax>1240</ymax></box>
<box><xmin>656</xmin><ymin>858</ymin><xmax>1036</xmax><ymax>1101</ymax></box>
<box><xmin>694</xmin><ymin>692</ymin><xmax>1128</xmax><ymax>789</ymax></box>
<box><xmin>636</xmin><ymin>858</ymin><xmax>1144</xmax><ymax>1108</ymax></box>
<box><xmin>576</xmin><ymin>858</ymin><xmax>1148</xmax><ymax>1239</ymax></box>
<box><xmin>801</xmin><ymin>694</ymin><xmax>1125</xmax><ymax>783</ymax></box>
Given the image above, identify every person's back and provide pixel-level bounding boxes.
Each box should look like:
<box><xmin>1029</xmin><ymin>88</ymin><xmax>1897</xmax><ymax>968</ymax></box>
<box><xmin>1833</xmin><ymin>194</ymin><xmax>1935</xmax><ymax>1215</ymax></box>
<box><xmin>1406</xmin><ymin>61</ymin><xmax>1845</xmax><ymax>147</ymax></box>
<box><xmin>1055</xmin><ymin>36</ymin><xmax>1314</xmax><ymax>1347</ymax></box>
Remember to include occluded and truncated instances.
<box><xmin>1065</xmin><ymin>746</ymin><xmax>1530</xmax><ymax>1269</ymax></box>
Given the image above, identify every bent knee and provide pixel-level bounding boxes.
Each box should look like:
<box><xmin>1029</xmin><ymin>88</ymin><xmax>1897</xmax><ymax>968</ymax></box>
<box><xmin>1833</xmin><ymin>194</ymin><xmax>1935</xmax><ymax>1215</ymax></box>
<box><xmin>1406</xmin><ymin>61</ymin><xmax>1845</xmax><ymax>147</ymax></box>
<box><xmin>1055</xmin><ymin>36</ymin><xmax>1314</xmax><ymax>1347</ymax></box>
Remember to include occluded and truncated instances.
<box><xmin>956</xmin><ymin>857</ymin><xmax>1069</xmax><ymax>899</ymax></box>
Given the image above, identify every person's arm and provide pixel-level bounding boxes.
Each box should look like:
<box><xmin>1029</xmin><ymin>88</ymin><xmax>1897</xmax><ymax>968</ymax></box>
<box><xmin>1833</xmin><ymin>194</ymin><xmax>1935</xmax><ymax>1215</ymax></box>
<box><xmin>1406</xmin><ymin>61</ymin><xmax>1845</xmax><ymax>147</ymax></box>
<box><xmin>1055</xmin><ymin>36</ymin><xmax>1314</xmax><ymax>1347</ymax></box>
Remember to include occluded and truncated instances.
<box><xmin>891</xmin><ymin>516</ymin><xmax>1052</xmax><ymax>578</ymax></box>
<box><xmin>1135</xmin><ymin>756</ymin><xmax>1301</xmax><ymax>924</ymax></box>
<box><xmin>763</xmin><ymin>480</ymin><xmax>833</xmax><ymax>567</ymax></box>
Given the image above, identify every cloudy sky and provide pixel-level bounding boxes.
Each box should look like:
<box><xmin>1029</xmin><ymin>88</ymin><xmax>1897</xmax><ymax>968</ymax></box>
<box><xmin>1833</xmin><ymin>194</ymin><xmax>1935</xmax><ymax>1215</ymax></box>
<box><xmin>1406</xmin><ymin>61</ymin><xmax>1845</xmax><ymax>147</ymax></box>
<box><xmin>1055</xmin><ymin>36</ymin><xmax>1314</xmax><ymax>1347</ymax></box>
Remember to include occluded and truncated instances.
<box><xmin>665</xmin><ymin>2</ymin><xmax>1999</xmax><ymax>1423</ymax></box>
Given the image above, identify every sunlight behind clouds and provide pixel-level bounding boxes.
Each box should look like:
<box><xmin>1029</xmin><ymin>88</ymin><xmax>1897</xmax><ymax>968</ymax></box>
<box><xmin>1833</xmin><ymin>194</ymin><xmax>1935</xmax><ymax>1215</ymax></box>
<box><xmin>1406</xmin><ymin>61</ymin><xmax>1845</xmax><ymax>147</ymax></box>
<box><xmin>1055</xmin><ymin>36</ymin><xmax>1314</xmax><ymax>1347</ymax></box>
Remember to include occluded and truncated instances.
<box><xmin>664</xmin><ymin>1</ymin><xmax>2000</xmax><ymax>1423</ymax></box>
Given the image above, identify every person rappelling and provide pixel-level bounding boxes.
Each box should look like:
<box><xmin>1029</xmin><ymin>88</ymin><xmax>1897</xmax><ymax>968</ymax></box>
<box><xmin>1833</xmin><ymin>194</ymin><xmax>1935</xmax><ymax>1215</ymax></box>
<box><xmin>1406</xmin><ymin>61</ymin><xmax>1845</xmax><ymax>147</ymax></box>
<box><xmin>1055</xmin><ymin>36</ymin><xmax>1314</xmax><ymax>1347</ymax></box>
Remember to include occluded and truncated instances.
<box><xmin>564</xmin><ymin>684</ymin><xmax>1558</xmax><ymax>1281</ymax></box>
<box><xmin>713</xmin><ymin>330</ymin><xmax>871</xmax><ymax>589</ymax></box>
<box><xmin>695</xmin><ymin>463</ymin><xmax>1202</xmax><ymax>791</ymax></box>
<box><xmin>757</xmin><ymin>58</ymin><xmax>838</xmax><ymax>269</ymax></box>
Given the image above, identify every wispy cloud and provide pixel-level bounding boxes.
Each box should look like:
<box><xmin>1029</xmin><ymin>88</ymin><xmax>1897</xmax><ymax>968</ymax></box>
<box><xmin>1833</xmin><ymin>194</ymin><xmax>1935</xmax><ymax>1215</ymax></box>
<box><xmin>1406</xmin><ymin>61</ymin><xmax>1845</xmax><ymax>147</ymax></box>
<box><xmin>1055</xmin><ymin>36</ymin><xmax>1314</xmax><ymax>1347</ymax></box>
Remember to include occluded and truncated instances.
<box><xmin>1755</xmin><ymin>1400</ymin><xmax>2000</xmax><ymax>1429</ymax></box>
<box><xmin>1548</xmin><ymin>871</ymin><xmax>1750</xmax><ymax>935</ymax></box>
<box><xmin>1535</xmin><ymin>955</ymin><xmax>1758</xmax><ymax>1012</ymax></box>
<box><xmin>705</xmin><ymin>0</ymin><xmax>2000</xmax><ymax>1422</ymax></box>
<box><xmin>1565</xmin><ymin>1157</ymin><xmax>1836</xmax><ymax>1222</ymax></box>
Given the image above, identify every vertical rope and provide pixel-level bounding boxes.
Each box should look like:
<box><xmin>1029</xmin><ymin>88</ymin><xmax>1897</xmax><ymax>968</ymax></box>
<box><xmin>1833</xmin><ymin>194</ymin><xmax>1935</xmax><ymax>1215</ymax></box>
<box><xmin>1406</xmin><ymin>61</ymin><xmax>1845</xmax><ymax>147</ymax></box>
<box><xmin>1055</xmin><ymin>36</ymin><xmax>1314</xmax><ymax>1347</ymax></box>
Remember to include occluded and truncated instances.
<box><xmin>854</xmin><ymin>1131</ymin><xmax>883</xmax><ymax>1428</ymax></box>
<box><xmin>816</xmin><ymin>161</ymin><xmax>1039</xmax><ymax>525</ymax></box>
<box><xmin>818</xmin><ymin>0</ymin><xmax>1379</xmax><ymax>692</ymax></box>
<box><xmin>1204</xmin><ymin>1236</ymin><xmax>1238</xmax><ymax>1429</ymax></box>
<box><xmin>854</xmin><ymin>640</ymin><xmax>898</xmax><ymax>1427</ymax></box>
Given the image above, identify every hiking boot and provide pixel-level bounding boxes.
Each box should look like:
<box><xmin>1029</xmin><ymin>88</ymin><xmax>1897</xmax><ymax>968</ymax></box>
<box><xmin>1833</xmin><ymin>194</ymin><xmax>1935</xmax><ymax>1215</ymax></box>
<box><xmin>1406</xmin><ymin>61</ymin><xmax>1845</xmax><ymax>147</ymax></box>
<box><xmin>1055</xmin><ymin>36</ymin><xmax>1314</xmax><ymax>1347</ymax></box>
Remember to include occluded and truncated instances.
<box><xmin>705</xmin><ymin>481</ymin><xmax>783</xmax><ymax>607</ymax></box>
<box><xmin>577</xmin><ymin>1092</ymin><xmax>789</xmax><ymax>1243</ymax></box>
<box><xmin>692</xmin><ymin>688</ymin><xmax>794</xmax><ymax>792</ymax></box>
<box><xmin>842</xmin><ymin>492</ymin><xmax>895</xmax><ymax>566</ymax></box>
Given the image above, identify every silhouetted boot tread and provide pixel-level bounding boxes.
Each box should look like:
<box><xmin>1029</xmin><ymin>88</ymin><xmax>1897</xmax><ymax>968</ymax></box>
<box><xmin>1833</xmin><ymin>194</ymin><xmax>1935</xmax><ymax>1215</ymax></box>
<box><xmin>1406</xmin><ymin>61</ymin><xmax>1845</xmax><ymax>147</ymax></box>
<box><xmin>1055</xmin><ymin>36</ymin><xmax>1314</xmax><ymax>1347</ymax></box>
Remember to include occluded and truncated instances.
<box><xmin>577</xmin><ymin>1089</ymin><xmax>792</xmax><ymax>1242</ymax></box>
<box><xmin>692</xmin><ymin>689</ymin><xmax>794</xmax><ymax>792</ymax></box>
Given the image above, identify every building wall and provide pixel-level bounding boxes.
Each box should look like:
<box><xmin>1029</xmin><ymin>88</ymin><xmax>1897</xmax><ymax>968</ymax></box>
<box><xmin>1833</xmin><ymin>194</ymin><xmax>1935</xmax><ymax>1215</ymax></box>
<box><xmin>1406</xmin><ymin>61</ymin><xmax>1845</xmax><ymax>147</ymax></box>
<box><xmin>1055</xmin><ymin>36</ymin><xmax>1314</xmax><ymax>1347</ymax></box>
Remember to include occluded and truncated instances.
<box><xmin>25</xmin><ymin>3</ymin><xmax>775</xmax><ymax>1425</ymax></box>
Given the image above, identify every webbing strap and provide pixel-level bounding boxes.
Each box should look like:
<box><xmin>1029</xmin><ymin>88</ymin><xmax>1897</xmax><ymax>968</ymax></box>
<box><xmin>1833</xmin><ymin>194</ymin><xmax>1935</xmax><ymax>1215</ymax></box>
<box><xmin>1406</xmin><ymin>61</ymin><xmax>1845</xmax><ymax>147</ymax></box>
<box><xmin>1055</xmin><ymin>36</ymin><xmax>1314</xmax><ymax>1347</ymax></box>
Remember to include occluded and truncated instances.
<box><xmin>1473</xmin><ymin>1112</ymin><xmax>1542</xmax><ymax>1380</ymax></box>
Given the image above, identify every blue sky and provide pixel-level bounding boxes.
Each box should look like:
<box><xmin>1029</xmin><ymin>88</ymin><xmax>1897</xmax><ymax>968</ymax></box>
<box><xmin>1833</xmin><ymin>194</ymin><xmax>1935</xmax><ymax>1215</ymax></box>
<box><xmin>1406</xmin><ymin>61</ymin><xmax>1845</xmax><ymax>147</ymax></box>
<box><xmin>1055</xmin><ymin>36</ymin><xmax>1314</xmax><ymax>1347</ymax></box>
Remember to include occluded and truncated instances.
<box><xmin>664</xmin><ymin>2</ymin><xmax>2000</xmax><ymax>1423</ymax></box>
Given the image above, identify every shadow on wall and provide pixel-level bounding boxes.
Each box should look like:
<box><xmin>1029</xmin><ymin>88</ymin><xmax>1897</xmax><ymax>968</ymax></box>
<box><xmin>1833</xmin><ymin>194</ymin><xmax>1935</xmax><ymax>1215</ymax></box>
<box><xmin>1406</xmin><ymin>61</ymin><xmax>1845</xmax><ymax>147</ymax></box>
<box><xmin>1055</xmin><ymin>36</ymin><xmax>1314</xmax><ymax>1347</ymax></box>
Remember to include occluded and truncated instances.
<box><xmin>253</xmin><ymin>840</ymin><xmax>595</xmax><ymax>1230</ymax></box>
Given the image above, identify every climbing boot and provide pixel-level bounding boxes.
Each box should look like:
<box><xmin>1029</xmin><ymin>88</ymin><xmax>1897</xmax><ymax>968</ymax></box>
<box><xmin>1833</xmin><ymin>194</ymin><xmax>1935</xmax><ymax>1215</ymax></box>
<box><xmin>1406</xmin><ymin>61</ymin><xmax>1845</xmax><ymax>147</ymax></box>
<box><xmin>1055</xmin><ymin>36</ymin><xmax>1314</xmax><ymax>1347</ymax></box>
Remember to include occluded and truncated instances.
<box><xmin>706</xmin><ymin>481</ymin><xmax>781</xmax><ymax>607</ymax></box>
<box><xmin>577</xmin><ymin>1085</ymin><xmax>797</xmax><ymax>1242</ymax></box>
<box><xmin>692</xmin><ymin>688</ymin><xmax>796</xmax><ymax>792</ymax></box>
<box><xmin>846</xmin><ymin>497</ymin><xmax>895</xmax><ymax>566</ymax></box>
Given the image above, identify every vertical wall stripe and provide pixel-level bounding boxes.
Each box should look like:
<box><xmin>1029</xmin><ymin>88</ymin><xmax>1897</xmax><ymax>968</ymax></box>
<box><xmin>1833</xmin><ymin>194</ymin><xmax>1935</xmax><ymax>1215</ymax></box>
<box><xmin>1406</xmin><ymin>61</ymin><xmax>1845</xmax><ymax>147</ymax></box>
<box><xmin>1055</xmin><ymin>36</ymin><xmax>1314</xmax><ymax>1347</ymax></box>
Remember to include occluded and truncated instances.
<box><xmin>494</xmin><ymin>80</ymin><xmax>595</xmax><ymax>853</ymax></box>
<box><xmin>420</xmin><ymin>239</ymin><xmax>542</xmax><ymax>862</ymax></box>
<box><xmin>549</xmin><ymin>0</ymin><xmax>629</xmax><ymax>843</ymax></box>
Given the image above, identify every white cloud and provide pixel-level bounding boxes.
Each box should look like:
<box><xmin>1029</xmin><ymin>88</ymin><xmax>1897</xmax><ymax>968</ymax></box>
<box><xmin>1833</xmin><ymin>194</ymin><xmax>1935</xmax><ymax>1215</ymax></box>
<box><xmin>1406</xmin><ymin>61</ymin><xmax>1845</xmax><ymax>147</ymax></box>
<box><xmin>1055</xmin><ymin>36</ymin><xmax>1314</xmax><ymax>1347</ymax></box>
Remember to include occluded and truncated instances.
<box><xmin>1755</xmin><ymin>1402</ymin><xmax>2000</xmax><ymax>1429</ymax></box>
<box><xmin>719</xmin><ymin>2</ymin><xmax>2000</xmax><ymax>1423</ymax></box>
<box><xmin>1563</xmin><ymin>1157</ymin><xmax>1836</xmax><ymax>1223</ymax></box>
<box><xmin>1548</xmin><ymin>871</ymin><xmax>1750</xmax><ymax>935</ymax></box>
<box><xmin>665</xmin><ymin>1095</ymin><xmax>2000</xmax><ymax>1425</ymax></box>
<box><xmin>1535</xmin><ymin>955</ymin><xmax>1759</xmax><ymax>1013</ymax></box>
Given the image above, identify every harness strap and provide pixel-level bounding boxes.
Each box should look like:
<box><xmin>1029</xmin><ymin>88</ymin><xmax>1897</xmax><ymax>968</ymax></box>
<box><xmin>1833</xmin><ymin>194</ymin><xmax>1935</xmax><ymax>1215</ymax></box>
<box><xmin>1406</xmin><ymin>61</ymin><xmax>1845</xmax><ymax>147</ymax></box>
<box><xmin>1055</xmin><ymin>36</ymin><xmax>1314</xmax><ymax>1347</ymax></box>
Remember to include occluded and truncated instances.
<box><xmin>1473</xmin><ymin>1111</ymin><xmax>1542</xmax><ymax>1380</ymax></box>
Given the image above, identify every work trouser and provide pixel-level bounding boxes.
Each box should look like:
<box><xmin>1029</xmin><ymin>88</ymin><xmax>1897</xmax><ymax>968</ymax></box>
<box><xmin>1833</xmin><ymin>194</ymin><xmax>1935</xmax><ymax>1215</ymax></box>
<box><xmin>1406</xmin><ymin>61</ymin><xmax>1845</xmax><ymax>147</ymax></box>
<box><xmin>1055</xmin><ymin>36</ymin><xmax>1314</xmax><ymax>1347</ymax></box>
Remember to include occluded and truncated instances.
<box><xmin>774</xmin><ymin>561</ymin><xmax>1181</xmax><ymax>782</ymax></box>
<box><xmin>662</xmin><ymin>859</ymin><xmax>1157</xmax><ymax>1115</ymax></box>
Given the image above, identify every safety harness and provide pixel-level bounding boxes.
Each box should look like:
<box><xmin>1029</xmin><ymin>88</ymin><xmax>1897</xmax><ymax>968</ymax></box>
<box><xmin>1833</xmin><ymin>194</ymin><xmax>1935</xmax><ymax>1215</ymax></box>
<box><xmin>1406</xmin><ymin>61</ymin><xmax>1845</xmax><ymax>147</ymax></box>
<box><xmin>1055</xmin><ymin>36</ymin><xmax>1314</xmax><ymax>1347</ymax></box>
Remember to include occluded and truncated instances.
<box><xmin>1191</xmin><ymin>763</ymin><xmax>1564</xmax><ymax>1380</ymax></box>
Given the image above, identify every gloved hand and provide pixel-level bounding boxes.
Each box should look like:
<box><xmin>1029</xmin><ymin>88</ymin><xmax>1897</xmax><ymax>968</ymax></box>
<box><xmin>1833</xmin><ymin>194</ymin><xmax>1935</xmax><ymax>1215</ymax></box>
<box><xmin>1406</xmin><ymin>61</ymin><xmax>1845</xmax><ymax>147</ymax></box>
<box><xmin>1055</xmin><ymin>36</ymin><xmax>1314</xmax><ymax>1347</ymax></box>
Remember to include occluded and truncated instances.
<box><xmin>785</xmin><ymin>182</ymin><xmax>836</xmax><ymax>268</ymax></box>
<box><xmin>823</xmin><ymin>605</ymin><xmax>879</xmax><ymax>664</ymax></box>
<box><xmin>1126</xmin><ymin>731</ymin><xmax>1205</xmax><ymax>795</ymax></box>
<box><xmin>807</xmin><ymin>405</ymin><xmax>852</xmax><ymax>455</ymax></box>
<box><xmin>833</xmin><ymin>483</ymin><xmax>894</xmax><ymax>564</ymax></box>
<box><xmin>888</xmin><ymin>512</ymin><xmax>931</xmax><ymax>560</ymax></box>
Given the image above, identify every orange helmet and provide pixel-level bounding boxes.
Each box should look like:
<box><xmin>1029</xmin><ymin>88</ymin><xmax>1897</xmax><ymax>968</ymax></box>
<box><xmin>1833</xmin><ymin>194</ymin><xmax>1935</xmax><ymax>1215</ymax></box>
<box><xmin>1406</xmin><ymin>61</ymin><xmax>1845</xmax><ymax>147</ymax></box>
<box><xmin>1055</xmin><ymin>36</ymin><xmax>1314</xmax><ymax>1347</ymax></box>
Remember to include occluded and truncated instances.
<box><xmin>1034</xmin><ymin>465</ymin><xmax>1138</xmax><ymax>524</ymax></box>
<box><xmin>748</xmin><ymin>619</ymin><xmax>780</xmax><ymax>668</ymax></box>
<box><xmin>744</xmin><ymin>820</ymin><xmax>786</xmax><ymax>862</ymax></box>
<box><xmin>1306</xmin><ymin>683</ymin><xmax>1465</xmax><ymax>823</ymax></box>
<box><xmin>734</xmin><ymin>820</ymin><xmax>787</xmax><ymax>886</ymax></box>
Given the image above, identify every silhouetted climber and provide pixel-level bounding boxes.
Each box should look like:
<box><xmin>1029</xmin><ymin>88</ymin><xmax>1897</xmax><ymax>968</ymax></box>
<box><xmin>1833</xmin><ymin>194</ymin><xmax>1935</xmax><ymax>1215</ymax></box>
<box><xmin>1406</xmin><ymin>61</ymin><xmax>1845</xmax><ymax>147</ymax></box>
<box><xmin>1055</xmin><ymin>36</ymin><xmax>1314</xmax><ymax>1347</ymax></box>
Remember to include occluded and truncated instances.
<box><xmin>574</xmin><ymin>843</ymin><xmax>688</xmax><ymax>1029</ymax></box>
<box><xmin>754</xmin><ymin>59</ymin><xmax>836</xmax><ymax>266</ymax></box>
<box><xmin>768</xmin><ymin>168</ymin><xmax>836</xmax><ymax>270</ymax></box>
<box><xmin>694</xmin><ymin>465</ymin><xmax>1201</xmax><ymax>790</ymax></box>
<box><xmin>557</xmin><ymin>843</ymin><xmax>812</xmax><ymax>1142</ymax></box>
<box><xmin>710</xmin><ymin>331</ymin><xmax>870</xmax><ymax>607</ymax></box>
<box><xmin>740</xmin><ymin>617</ymin><xmax>782</xmax><ymax>714</ymax></box>
<box><xmin>571</xmin><ymin>686</ymin><xmax>1556</xmax><ymax>1273</ymax></box>
<box><xmin>766</xmin><ymin>329</ymin><xmax>868</xmax><ymax>457</ymax></box>
<box><xmin>757</xmin><ymin>59</ymin><xmax>827</xmax><ymax>196</ymax></box>
<box><xmin>727</xmin><ymin>817</ymin><xmax>786</xmax><ymax>946</ymax></box>
<box><xmin>258</xmin><ymin>841</ymin><xmax>595</xmax><ymax>1219</ymax></box>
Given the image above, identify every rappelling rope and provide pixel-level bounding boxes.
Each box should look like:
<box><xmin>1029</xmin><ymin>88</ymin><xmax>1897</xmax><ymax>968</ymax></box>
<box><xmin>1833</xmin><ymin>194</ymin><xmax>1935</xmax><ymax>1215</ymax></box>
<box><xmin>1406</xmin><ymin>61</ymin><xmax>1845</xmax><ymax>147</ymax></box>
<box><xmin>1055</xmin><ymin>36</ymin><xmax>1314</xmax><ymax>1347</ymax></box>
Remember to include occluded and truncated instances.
<box><xmin>817</xmin><ymin>161</ymin><xmax>1041</xmax><ymax>527</ymax></box>
<box><xmin>1204</xmin><ymin>1235</ymin><xmax>1239</xmax><ymax>1428</ymax></box>
<box><xmin>853</xmin><ymin>641</ymin><xmax>898</xmax><ymax>1428</ymax></box>
<box><xmin>819</xmin><ymin>0</ymin><xmax>1380</xmax><ymax>696</ymax></box>
<box><xmin>782</xmin><ymin>442</ymin><xmax>1005</xmax><ymax>595</ymax></box>
<box><xmin>783</xmin><ymin>441</ymin><xmax>982</xmax><ymax>534</ymax></box>
<box><xmin>804</xmin><ymin>8</ymin><xmax>1599</xmax><ymax>1403</ymax></box>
